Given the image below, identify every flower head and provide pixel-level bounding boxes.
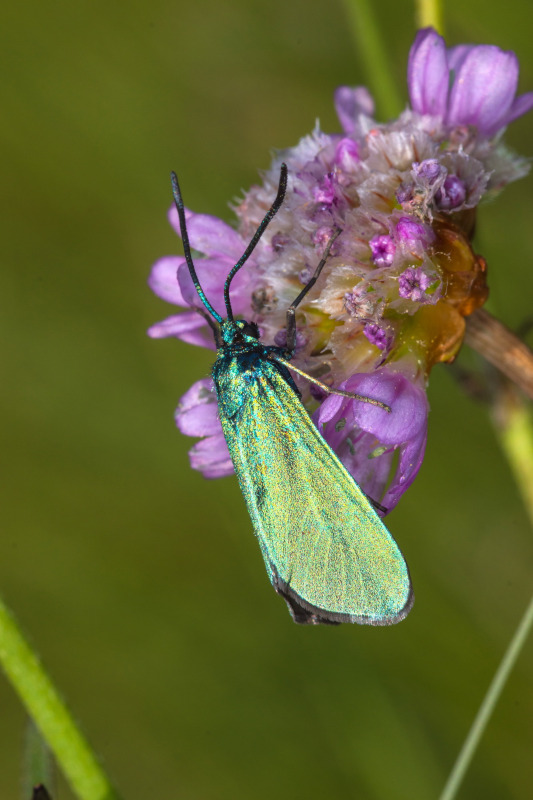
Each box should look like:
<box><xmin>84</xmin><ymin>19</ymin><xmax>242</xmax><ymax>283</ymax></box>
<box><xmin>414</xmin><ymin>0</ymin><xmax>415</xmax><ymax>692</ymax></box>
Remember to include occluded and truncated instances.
<box><xmin>149</xmin><ymin>28</ymin><xmax>532</xmax><ymax>507</ymax></box>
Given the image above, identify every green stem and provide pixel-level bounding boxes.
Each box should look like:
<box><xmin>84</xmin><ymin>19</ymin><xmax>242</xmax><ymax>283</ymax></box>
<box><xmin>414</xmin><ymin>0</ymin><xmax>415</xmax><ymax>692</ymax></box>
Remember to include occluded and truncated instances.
<box><xmin>439</xmin><ymin>595</ymin><xmax>533</xmax><ymax>800</ymax></box>
<box><xmin>498</xmin><ymin>401</ymin><xmax>533</xmax><ymax>518</ymax></box>
<box><xmin>439</xmin><ymin>397</ymin><xmax>533</xmax><ymax>800</ymax></box>
<box><xmin>340</xmin><ymin>0</ymin><xmax>401</xmax><ymax>119</ymax></box>
<box><xmin>415</xmin><ymin>0</ymin><xmax>444</xmax><ymax>34</ymax></box>
<box><xmin>0</xmin><ymin>596</ymin><xmax>121</xmax><ymax>800</ymax></box>
<box><xmin>23</xmin><ymin>719</ymin><xmax>53</xmax><ymax>799</ymax></box>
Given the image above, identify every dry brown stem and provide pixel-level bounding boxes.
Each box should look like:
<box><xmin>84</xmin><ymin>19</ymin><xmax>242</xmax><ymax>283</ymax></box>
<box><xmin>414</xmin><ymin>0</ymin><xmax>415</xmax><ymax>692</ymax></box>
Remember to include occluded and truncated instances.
<box><xmin>464</xmin><ymin>308</ymin><xmax>533</xmax><ymax>401</ymax></box>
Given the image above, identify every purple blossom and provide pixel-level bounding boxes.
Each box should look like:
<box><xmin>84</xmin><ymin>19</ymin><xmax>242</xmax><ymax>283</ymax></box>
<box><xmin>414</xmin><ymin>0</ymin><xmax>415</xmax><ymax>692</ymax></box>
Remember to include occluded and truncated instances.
<box><xmin>395</xmin><ymin>216</ymin><xmax>434</xmax><ymax>248</ymax></box>
<box><xmin>314</xmin><ymin>369</ymin><xmax>428</xmax><ymax>511</ymax></box>
<box><xmin>435</xmin><ymin>175</ymin><xmax>466</xmax><ymax>210</ymax></box>
<box><xmin>344</xmin><ymin>283</ymin><xmax>382</xmax><ymax>319</ymax></box>
<box><xmin>412</xmin><ymin>159</ymin><xmax>443</xmax><ymax>184</ymax></box>
<box><xmin>408</xmin><ymin>27</ymin><xmax>533</xmax><ymax>136</ymax></box>
<box><xmin>401</xmin><ymin>152</ymin><xmax>487</xmax><ymax>216</ymax></box>
<box><xmin>398</xmin><ymin>267</ymin><xmax>434</xmax><ymax>302</ymax></box>
<box><xmin>334</xmin><ymin>137</ymin><xmax>360</xmax><ymax>171</ymax></box>
<box><xmin>363</xmin><ymin>323</ymin><xmax>391</xmax><ymax>352</ymax></box>
<box><xmin>334</xmin><ymin>86</ymin><xmax>375</xmax><ymax>134</ymax></box>
<box><xmin>271</xmin><ymin>232</ymin><xmax>290</xmax><ymax>252</ymax></box>
<box><xmin>273</xmin><ymin>327</ymin><xmax>308</xmax><ymax>352</ymax></box>
<box><xmin>369</xmin><ymin>234</ymin><xmax>396</xmax><ymax>266</ymax></box>
<box><xmin>395</xmin><ymin>183</ymin><xmax>414</xmax><ymax>205</ymax></box>
<box><xmin>313</xmin><ymin>172</ymin><xmax>337</xmax><ymax>205</ymax></box>
<box><xmin>312</xmin><ymin>226</ymin><xmax>337</xmax><ymax>247</ymax></box>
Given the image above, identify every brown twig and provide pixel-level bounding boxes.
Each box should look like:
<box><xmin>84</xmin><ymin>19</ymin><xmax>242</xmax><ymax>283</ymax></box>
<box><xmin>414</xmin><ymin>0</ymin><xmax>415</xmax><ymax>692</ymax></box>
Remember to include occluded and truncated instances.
<box><xmin>464</xmin><ymin>308</ymin><xmax>533</xmax><ymax>401</ymax></box>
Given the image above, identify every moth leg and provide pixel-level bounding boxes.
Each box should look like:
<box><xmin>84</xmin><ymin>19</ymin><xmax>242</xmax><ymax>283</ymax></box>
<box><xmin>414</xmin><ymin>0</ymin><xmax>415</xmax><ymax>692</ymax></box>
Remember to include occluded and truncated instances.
<box><xmin>271</xmin><ymin>355</ymin><xmax>391</xmax><ymax>412</ymax></box>
<box><xmin>285</xmin><ymin>229</ymin><xmax>341</xmax><ymax>355</ymax></box>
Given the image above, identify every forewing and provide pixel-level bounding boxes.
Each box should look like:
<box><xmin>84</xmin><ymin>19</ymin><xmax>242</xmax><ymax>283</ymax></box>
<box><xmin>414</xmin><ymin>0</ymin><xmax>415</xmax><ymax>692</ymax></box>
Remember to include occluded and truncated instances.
<box><xmin>218</xmin><ymin>361</ymin><xmax>413</xmax><ymax>625</ymax></box>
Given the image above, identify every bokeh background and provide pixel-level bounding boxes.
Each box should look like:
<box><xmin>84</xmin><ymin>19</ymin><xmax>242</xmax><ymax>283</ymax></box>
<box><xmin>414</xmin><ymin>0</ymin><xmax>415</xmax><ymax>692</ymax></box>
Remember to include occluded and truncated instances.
<box><xmin>2</xmin><ymin>1</ymin><xmax>533</xmax><ymax>798</ymax></box>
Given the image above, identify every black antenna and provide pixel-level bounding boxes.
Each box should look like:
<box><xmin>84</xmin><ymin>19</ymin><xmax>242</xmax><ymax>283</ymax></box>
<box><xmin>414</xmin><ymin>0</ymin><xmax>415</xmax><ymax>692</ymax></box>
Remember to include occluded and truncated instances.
<box><xmin>223</xmin><ymin>163</ymin><xmax>288</xmax><ymax>321</ymax></box>
<box><xmin>171</xmin><ymin>171</ymin><xmax>223</xmax><ymax>324</ymax></box>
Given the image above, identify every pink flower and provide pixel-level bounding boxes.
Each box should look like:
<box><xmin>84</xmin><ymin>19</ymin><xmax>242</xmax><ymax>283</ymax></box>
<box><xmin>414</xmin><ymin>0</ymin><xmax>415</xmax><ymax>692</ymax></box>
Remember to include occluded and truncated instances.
<box><xmin>408</xmin><ymin>27</ymin><xmax>533</xmax><ymax>136</ymax></box>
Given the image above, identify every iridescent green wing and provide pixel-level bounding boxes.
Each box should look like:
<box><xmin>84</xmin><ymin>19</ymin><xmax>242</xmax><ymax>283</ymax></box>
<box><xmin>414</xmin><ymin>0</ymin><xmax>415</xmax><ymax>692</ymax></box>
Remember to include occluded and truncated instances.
<box><xmin>217</xmin><ymin>358</ymin><xmax>414</xmax><ymax>625</ymax></box>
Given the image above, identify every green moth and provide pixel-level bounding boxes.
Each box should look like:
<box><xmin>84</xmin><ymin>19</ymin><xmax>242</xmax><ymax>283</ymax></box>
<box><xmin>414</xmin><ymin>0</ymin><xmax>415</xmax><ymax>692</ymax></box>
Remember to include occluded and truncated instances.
<box><xmin>171</xmin><ymin>164</ymin><xmax>413</xmax><ymax>625</ymax></box>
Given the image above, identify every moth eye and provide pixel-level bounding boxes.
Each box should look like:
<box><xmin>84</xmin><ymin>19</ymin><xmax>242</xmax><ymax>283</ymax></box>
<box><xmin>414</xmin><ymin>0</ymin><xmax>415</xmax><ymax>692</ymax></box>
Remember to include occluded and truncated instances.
<box><xmin>241</xmin><ymin>321</ymin><xmax>260</xmax><ymax>339</ymax></box>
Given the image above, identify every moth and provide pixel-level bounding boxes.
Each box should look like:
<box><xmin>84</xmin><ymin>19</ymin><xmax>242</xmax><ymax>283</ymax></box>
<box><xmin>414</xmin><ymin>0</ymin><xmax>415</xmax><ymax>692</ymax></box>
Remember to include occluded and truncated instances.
<box><xmin>171</xmin><ymin>164</ymin><xmax>413</xmax><ymax>624</ymax></box>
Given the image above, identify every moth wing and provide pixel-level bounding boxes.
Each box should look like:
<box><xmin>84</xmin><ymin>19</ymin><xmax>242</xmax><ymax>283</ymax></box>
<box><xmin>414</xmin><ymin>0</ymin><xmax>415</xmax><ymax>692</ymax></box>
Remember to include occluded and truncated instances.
<box><xmin>219</xmin><ymin>362</ymin><xmax>413</xmax><ymax>625</ymax></box>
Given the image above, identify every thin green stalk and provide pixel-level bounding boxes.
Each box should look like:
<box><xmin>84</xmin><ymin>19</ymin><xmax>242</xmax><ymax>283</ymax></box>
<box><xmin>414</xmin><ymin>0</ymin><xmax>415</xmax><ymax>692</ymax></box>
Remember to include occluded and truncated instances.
<box><xmin>415</xmin><ymin>0</ymin><xmax>444</xmax><ymax>34</ymax></box>
<box><xmin>23</xmin><ymin>720</ymin><xmax>54</xmax><ymax>799</ymax></box>
<box><xmin>340</xmin><ymin>0</ymin><xmax>401</xmax><ymax>119</ymax></box>
<box><xmin>498</xmin><ymin>402</ymin><xmax>533</xmax><ymax>517</ymax></box>
<box><xmin>0</xmin><ymin>596</ymin><xmax>121</xmax><ymax>800</ymax></box>
<box><xmin>439</xmin><ymin>398</ymin><xmax>533</xmax><ymax>800</ymax></box>
<box><xmin>439</xmin><ymin>595</ymin><xmax>533</xmax><ymax>800</ymax></box>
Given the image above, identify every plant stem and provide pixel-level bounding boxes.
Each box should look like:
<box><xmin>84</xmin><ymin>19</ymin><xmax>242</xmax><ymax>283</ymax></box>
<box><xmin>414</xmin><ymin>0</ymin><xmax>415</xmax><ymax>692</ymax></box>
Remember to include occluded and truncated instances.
<box><xmin>439</xmin><ymin>395</ymin><xmax>533</xmax><ymax>800</ymax></box>
<box><xmin>439</xmin><ymin>595</ymin><xmax>533</xmax><ymax>800</ymax></box>
<box><xmin>415</xmin><ymin>0</ymin><xmax>444</xmax><ymax>34</ymax></box>
<box><xmin>496</xmin><ymin>395</ymin><xmax>533</xmax><ymax>516</ymax></box>
<box><xmin>23</xmin><ymin>719</ymin><xmax>53</xmax><ymax>799</ymax></box>
<box><xmin>0</xmin><ymin>596</ymin><xmax>121</xmax><ymax>800</ymax></box>
<box><xmin>340</xmin><ymin>0</ymin><xmax>401</xmax><ymax>119</ymax></box>
<box><xmin>465</xmin><ymin>309</ymin><xmax>533</xmax><ymax>401</ymax></box>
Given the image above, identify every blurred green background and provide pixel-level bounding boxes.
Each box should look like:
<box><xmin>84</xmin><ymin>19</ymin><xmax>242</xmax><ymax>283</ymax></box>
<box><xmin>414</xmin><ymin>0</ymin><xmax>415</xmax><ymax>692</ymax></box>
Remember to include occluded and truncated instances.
<box><xmin>2</xmin><ymin>1</ymin><xmax>533</xmax><ymax>798</ymax></box>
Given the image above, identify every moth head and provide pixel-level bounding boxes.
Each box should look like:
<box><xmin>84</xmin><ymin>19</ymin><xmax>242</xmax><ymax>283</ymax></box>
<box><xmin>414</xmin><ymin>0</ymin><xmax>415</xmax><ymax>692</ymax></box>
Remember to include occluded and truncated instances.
<box><xmin>237</xmin><ymin>320</ymin><xmax>260</xmax><ymax>340</ymax></box>
<box><xmin>220</xmin><ymin>319</ymin><xmax>260</xmax><ymax>346</ymax></box>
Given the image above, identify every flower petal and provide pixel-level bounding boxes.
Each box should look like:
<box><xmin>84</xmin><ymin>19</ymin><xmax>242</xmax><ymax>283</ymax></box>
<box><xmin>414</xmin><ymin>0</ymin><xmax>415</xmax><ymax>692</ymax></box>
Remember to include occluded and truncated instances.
<box><xmin>314</xmin><ymin>369</ymin><xmax>428</xmax><ymax>510</ymax></box>
<box><xmin>168</xmin><ymin>206</ymin><xmax>246</xmax><ymax>258</ymax></box>
<box><xmin>448</xmin><ymin>46</ymin><xmax>518</xmax><ymax>135</ymax></box>
<box><xmin>177</xmin><ymin>258</ymin><xmax>252</xmax><ymax>321</ymax></box>
<box><xmin>147</xmin><ymin>312</ymin><xmax>216</xmax><ymax>349</ymax></box>
<box><xmin>408</xmin><ymin>27</ymin><xmax>449</xmax><ymax>118</ymax></box>
<box><xmin>447</xmin><ymin>44</ymin><xmax>475</xmax><ymax>73</ymax></box>
<box><xmin>334</xmin><ymin>86</ymin><xmax>374</xmax><ymax>134</ymax></box>
<box><xmin>383</xmin><ymin>424</ymin><xmax>427</xmax><ymax>510</ymax></box>
<box><xmin>316</xmin><ymin>392</ymin><xmax>344</xmax><ymax>425</ymax></box>
<box><xmin>178</xmin><ymin>258</ymin><xmax>229</xmax><ymax>310</ymax></box>
<box><xmin>345</xmin><ymin>371</ymin><xmax>427</xmax><ymax>445</ymax></box>
<box><xmin>148</xmin><ymin>256</ymin><xmax>187</xmax><ymax>306</ymax></box>
<box><xmin>175</xmin><ymin>378</ymin><xmax>221</xmax><ymax>436</ymax></box>
<box><xmin>502</xmin><ymin>91</ymin><xmax>533</xmax><ymax>128</ymax></box>
<box><xmin>189</xmin><ymin>433</ymin><xmax>234</xmax><ymax>478</ymax></box>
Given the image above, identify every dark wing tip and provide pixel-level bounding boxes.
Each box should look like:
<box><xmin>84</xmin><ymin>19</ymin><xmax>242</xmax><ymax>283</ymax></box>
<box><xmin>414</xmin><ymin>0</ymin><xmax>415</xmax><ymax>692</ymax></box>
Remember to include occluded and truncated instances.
<box><xmin>278</xmin><ymin>586</ymin><xmax>341</xmax><ymax>626</ymax></box>
<box><xmin>271</xmin><ymin>564</ymin><xmax>414</xmax><ymax>626</ymax></box>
